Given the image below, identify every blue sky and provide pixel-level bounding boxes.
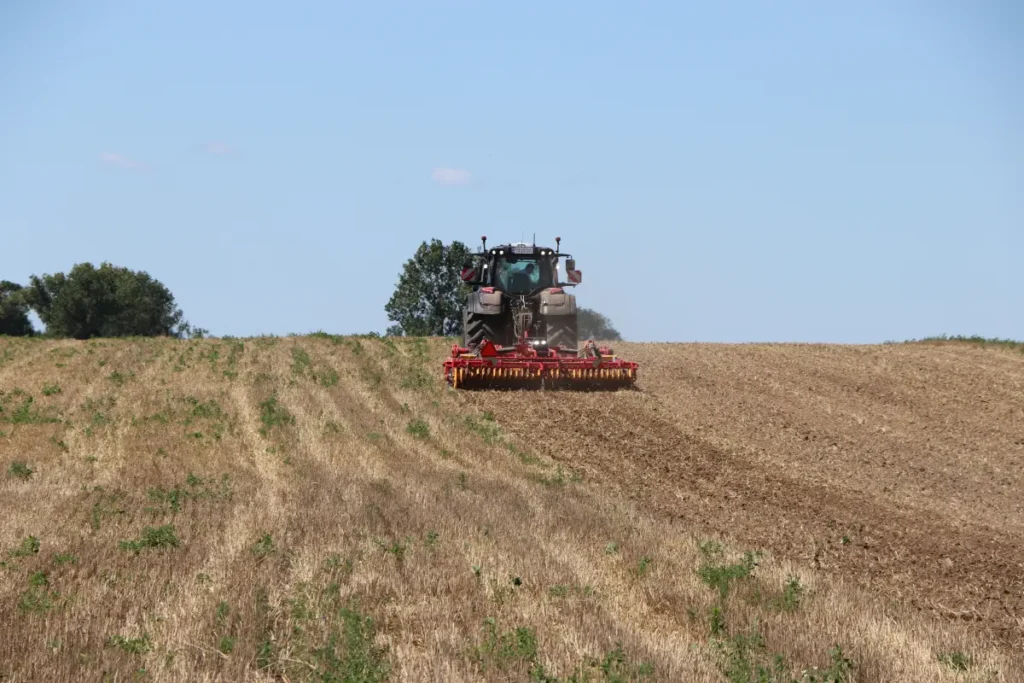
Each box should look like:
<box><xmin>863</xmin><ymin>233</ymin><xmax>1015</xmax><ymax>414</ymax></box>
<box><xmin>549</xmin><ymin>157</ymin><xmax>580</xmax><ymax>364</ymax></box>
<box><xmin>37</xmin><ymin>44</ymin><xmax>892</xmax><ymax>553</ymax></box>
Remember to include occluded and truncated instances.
<box><xmin>2</xmin><ymin>1</ymin><xmax>1020</xmax><ymax>342</ymax></box>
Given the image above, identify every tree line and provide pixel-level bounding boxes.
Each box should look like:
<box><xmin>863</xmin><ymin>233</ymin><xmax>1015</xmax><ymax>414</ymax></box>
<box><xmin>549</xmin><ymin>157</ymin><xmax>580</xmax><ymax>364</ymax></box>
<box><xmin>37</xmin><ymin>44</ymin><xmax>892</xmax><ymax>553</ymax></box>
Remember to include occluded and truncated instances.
<box><xmin>2</xmin><ymin>240</ymin><xmax>623</xmax><ymax>341</ymax></box>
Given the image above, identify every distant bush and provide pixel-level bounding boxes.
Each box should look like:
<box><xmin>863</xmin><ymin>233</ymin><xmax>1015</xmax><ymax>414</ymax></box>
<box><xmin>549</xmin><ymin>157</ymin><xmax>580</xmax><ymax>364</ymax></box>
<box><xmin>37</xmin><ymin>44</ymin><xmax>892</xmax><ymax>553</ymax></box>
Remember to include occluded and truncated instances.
<box><xmin>0</xmin><ymin>281</ymin><xmax>35</xmax><ymax>337</ymax></box>
<box><xmin>385</xmin><ymin>239</ymin><xmax>471</xmax><ymax>337</ymax></box>
<box><xmin>22</xmin><ymin>262</ymin><xmax>205</xmax><ymax>340</ymax></box>
<box><xmin>578</xmin><ymin>308</ymin><xmax>623</xmax><ymax>341</ymax></box>
<box><xmin>900</xmin><ymin>335</ymin><xmax>1024</xmax><ymax>352</ymax></box>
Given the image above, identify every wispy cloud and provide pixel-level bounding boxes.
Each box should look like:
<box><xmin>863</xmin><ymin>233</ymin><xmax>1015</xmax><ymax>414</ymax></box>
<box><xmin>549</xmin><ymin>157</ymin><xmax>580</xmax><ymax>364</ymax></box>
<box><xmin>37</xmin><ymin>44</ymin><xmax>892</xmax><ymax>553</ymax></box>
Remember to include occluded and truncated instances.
<box><xmin>99</xmin><ymin>152</ymin><xmax>147</xmax><ymax>171</ymax></box>
<box><xmin>431</xmin><ymin>166</ymin><xmax>471</xmax><ymax>186</ymax></box>
<box><xmin>202</xmin><ymin>141</ymin><xmax>237</xmax><ymax>156</ymax></box>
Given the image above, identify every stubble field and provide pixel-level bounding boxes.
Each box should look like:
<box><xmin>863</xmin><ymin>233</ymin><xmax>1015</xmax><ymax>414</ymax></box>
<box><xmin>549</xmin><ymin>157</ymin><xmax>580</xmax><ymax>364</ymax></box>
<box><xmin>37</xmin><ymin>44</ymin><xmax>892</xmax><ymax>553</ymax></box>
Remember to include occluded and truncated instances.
<box><xmin>0</xmin><ymin>335</ymin><xmax>1021</xmax><ymax>682</ymax></box>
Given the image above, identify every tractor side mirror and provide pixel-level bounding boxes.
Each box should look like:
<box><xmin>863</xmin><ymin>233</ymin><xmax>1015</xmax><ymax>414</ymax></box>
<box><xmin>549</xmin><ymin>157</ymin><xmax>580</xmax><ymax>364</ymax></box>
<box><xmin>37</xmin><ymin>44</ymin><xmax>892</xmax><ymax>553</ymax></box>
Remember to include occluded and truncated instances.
<box><xmin>565</xmin><ymin>259</ymin><xmax>575</xmax><ymax>271</ymax></box>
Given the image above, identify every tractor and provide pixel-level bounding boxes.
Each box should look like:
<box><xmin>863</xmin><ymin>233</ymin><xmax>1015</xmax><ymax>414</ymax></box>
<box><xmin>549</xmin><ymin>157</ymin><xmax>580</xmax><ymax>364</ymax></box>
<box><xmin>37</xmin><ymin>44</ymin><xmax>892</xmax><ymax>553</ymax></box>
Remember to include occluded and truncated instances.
<box><xmin>460</xmin><ymin>236</ymin><xmax>580</xmax><ymax>352</ymax></box>
<box><xmin>442</xmin><ymin>236</ymin><xmax>638</xmax><ymax>390</ymax></box>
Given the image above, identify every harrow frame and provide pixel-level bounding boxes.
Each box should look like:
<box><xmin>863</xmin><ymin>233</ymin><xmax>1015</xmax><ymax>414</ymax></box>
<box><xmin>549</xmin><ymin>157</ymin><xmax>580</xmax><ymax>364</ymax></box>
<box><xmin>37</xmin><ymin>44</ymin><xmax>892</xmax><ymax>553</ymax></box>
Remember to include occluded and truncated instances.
<box><xmin>443</xmin><ymin>339</ymin><xmax>638</xmax><ymax>390</ymax></box>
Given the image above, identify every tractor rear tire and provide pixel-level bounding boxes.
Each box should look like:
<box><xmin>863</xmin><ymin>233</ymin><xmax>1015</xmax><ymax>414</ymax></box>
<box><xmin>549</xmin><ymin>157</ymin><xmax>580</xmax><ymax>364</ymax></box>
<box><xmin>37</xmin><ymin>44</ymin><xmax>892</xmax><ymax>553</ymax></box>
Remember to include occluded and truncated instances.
<box><xmin>464</xmin><ymin>310</ymin><xmax>507</xmax><ymax>349</ymax></box>
<box><xmin>545</xmin><ymin>315</ymin><xmax>578</xmax><ymax>352</ymax></box>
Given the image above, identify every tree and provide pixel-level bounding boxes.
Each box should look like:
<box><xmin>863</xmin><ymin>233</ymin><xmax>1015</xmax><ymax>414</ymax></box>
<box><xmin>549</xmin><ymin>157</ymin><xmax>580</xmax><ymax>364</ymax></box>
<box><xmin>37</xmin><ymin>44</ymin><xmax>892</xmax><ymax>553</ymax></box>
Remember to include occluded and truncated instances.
<box><xmin>0</xmin><ymin>281</ymin><xmax>35</xmax><ymax>336</ymax></box>
<box><xmin>578</xmin><ymin>307</ymin><xmax>622</xmax><ymax>341</ymax></box>
<box><xmin>385</xmin><ymin>239</ymin><xmax>471</xmax><ymax>337</ymax></box>
<box><xmin>22</xmin><ymin>262</ymin><xmax>200</xmax><ymax>339</ymax></box>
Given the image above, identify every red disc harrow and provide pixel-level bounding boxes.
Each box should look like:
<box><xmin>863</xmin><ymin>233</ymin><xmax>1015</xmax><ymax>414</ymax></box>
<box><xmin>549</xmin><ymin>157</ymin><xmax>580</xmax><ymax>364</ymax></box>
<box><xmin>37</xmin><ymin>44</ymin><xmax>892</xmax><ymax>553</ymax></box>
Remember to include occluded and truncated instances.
<box><xmin>443</xmin><ymin>339</ymin><xmax>638</xmax><ymax>390</ymax></box>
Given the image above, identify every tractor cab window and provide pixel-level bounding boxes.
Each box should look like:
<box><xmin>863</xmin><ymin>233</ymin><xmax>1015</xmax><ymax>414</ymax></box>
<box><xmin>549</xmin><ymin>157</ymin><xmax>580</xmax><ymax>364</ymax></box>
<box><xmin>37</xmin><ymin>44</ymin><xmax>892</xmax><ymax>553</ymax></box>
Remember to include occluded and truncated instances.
<box><xmin>495</xmin><ymin>257</ymin><xmax>552</xmax><ymax>293</ymax></box>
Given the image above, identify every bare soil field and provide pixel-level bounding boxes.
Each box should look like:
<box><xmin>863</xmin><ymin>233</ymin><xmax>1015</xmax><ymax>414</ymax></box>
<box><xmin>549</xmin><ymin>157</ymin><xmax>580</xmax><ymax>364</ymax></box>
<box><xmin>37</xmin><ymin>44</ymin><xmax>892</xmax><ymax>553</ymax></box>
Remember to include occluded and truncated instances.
<box><xmin>486</xmin><ymin>342</ymin><xmax>1024</xmax><ymax>646</ymax></box>
<box><xmin>0</xmin><ymin>335</ymin><xmax>1021</xmax><ymax>682</ymax></box>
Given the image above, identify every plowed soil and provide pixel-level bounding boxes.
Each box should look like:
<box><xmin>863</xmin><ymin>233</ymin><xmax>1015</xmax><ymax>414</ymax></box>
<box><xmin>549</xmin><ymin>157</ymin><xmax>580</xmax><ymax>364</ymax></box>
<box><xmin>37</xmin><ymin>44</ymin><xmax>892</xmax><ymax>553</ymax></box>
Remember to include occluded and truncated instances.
<box><xmin>483</xmin><ymin>341</ymin><xmax>1024</xmax><ymax>649</ymax></box>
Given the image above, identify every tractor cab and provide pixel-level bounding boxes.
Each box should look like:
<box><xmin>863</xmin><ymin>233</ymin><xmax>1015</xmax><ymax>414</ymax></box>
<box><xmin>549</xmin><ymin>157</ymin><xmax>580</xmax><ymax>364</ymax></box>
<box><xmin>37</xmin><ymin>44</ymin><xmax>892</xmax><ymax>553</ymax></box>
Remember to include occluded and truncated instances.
<box><xmin>461</xmin><ymin>237</ymin><xmax>581</xmax><ymax>294</ymax></box>
<box><xmin>495</xmin><ymin>252</ymin><xmax>552</xmax><ymax>294</ymax></box>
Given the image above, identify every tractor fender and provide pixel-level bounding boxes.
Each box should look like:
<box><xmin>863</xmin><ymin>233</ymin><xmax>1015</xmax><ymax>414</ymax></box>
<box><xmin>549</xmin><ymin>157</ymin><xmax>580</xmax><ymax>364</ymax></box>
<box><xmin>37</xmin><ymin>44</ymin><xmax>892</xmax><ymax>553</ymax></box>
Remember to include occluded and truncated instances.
<box><xmin>467</xmin><ymin>289</ymin><xmax>503</xmax><ymax>315</ymax></box>
<box><xmin>539</xmin><ymin>288</ymin><xmax>576</xmax><ymax>316</ymax></box>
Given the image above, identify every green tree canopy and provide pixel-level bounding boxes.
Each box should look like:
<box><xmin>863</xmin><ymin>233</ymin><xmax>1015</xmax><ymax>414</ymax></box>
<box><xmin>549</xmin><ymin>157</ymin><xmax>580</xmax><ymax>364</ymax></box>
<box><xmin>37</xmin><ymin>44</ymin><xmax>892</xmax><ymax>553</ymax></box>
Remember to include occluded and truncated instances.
<box><xmin>578</xmin><ymin>307</ymin><xmax>623</xmax><ymax>341</ymax></box>
<box><xmin>385</xmin><ymin>239</ymin><xmax>471</xmax><ymax>337</ymax></box>
<box><xmin>0</xmin><ymin>281</ymin><xmax>35</xmax><ymax>337</ymax></box>
<box><xmin>23</xmin><ymin>262</ymin><xmax>200</xmax><ymax>339</ymax></box>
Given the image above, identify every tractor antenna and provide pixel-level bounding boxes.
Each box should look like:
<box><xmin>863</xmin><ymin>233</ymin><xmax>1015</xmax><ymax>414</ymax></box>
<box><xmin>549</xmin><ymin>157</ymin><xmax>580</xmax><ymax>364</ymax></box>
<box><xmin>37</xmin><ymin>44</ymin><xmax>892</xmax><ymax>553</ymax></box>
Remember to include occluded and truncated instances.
<box><xmin>532</xmin><ymin>232</ymin><xmax>536</xmax><ymax>246</ymax></box>
<box><xmin>555</xmin><ymin>236</ymin><xmax>561</xmax><ymax>254</ymax></box>
<box><xmin>481</xmin><ymin>235</ymin><xmax>487</xmax><ymax>251</ymax></box>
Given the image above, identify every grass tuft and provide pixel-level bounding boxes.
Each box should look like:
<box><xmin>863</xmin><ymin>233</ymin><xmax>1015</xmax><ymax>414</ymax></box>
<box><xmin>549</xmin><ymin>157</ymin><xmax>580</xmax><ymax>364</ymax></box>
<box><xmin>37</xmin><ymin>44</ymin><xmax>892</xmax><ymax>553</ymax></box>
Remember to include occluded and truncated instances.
<box><xmin>936</xmin><ymin>650</ymin><xmax>973</xmax><ymax>672</ymax></box>
<box><xmin>7</xmin><ymin>460</ymin><xmax>34</xmax><ymax>480</ymax></box>
<box><xmin>107</xmin><ymin>633</ymin><xmax>152</xmax><ymax>655</ymax></box>
<box><xmin>119</xmin><ymin>524</ymin><xmax>180</xmax><ymax>553</ymax></box>
<box><xmin>406</xmin><ymin>419</ymin><xmax>430</xmax><ymax>439</ymax></box>
<box><xmin>697</xmin><ymin>540</ymin><xmax>758</xmax><ymax>600</ymax></box>
<box><xmin>311</xmin><ymin>605</ymin><xmax>391</xmax><ymax>682</ymax></box>
<box><xmin>259</xmin><ymin>394</ymin><xmax>295</xmax><ymax>435</ymax></box>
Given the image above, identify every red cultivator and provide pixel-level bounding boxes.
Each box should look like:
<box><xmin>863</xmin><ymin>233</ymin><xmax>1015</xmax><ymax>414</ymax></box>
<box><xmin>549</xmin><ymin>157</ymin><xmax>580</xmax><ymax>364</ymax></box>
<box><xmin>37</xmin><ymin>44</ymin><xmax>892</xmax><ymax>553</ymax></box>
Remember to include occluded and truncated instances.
<box><xmin>443</xmin><ymin>338</ymin><xmax>638</xmax><ymax>391</ymax></box>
